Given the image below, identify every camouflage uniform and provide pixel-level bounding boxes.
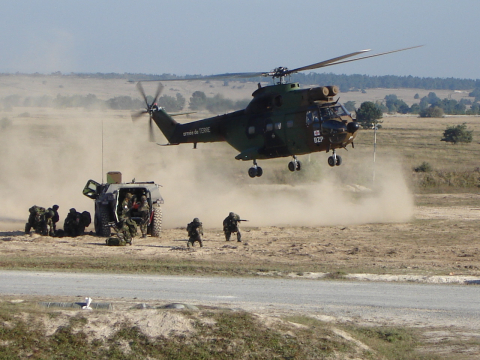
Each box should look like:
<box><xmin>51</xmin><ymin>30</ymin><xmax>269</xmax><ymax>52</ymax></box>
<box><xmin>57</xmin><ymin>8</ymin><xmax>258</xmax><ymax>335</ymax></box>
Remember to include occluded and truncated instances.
<box><xmin>138</xmin><ymin>195</ymin><xmax>150</xmax><ymax>238</ymax></box>
<box><xmin>223</xmin><ymin>212</ymin><xmax>241</xmax><ymax>242</ymax></box>
<box><xmin>117</xmin><ymin>193</ymin><xmax>136</xmax><ymax>244</ymax></box>
<box><xmin>187</xmin><ymin>218</ymin><xmax>203</xmax><ymax>247</ymax></box>
<box><xmin>25</xmin><ymin>205</ymin><xmax>46</xmax><ymax>234</ymax></box>
<box><xmin>64</xmin><ymin>208</ymin><xmax>82</xmax><ymax>237</ymax></box>
<box><xmin>63</xmin><ymin>208</ymin><xmax>90</xmax><ymax>237</ymax></box>
<box><xmin>44</xmin><ymin>209</ymin><xmax>55</xmax><ymax>236</ymax></box>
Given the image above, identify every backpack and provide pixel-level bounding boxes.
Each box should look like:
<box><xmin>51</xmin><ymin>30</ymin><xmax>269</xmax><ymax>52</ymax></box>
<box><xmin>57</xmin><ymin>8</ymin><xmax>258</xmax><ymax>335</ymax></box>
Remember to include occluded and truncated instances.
<box><xmin>106</xmin><ymin>237</ymin><xmax>127</xmax><ymax>246</ymax></box>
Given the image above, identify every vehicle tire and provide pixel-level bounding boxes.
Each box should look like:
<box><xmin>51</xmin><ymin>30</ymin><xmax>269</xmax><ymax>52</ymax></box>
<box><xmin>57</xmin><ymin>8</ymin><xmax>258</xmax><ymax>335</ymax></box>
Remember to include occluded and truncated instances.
<box><xmin>288</xmin><ymin>161</ymin><xmax>295</xmax><ymax>172</ymax></box>
<box><xmin>256</xmin><ymin>167</ymin><xmax>263</xmax><ymax>177</ymax></box>
<box><xmin>248</xmin><ymin>167</ymin><xmax>257</xmax><ymax>178</ymax></box>
<box><xmin>327</xmin><ymin>156</ymin><xmax>336</xmax><ymax>167</ymax></box>
<box><xmin>151</xmin><ymin>206</ymin><xmax>162</xmax><ymax>237</ymax></box>
<box><xmin>97</xmin><ymin>207</ymin><xmax>111</xmax><ymax>237</ymax></box>
<box><xmin>336</xmin><ymin>155</ymin><xmax>342</xmax><ymax>166</ymax></box>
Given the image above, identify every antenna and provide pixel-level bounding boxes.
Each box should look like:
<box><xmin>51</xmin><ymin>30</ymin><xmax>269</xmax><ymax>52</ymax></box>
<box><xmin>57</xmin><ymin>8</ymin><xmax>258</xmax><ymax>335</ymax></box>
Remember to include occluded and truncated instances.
<box><xmin>101</xmin><ymin>118</ymin><xmax>104</xmax><ymax>184</ymax></box>
<box><xmin>373</xmin><ymin>119</ymin><xmax>377</xmax><ymax>183</ymax></box>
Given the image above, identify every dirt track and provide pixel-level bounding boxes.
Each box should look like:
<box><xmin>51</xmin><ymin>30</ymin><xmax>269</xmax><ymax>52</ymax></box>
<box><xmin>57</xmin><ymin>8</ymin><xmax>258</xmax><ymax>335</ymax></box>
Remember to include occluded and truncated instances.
<box><xmin>1</xmin><ymin>193</ymin><xmax>480</xmax><ymax>278</ymax></box>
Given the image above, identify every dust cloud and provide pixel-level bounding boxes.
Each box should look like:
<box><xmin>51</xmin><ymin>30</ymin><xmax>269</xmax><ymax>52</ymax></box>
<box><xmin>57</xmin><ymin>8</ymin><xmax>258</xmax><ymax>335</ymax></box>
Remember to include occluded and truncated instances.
<box><xmin>0</xmin><ymin>108</ymin><xmax>413</xmax><ymax>230</ymax></box>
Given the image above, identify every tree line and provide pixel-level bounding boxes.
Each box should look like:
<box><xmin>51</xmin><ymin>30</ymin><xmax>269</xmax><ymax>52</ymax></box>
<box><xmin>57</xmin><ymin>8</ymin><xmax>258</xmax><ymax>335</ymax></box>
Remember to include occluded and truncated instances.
<box><xmin>0</xmin><ymin>91</ymin><xmax>250</xmax><ymax>114</ymax></box>
<box><xmin>2</xmin><ymin>71</ymin><xmax>479</xmax><ymax>91</ymax></box>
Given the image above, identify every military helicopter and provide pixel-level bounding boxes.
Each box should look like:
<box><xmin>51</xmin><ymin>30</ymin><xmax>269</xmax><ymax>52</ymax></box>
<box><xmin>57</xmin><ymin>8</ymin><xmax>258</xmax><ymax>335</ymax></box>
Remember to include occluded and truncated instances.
<box><xmin>132</xmin><ymin>46</ymin><xmax>421</xmax><ymax>178</ymax></box>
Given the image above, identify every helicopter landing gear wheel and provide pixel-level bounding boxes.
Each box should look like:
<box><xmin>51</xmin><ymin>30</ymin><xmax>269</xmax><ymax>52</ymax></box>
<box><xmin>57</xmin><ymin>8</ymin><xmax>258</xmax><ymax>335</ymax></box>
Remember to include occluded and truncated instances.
<box><xmin>288</xmin><ymin>156</ymin><xmax>301</xmax><ymax>172</ymax></box>
<box><xmin>248</xmin><ymin>160</ymin><xmax>263</xmax><ymax>178</ymax></box>
<box><xmin>328</xmin><ymin>156</ymin><xmax>336</xmax><ymax>167</ymax></box>
<box><xmin>335</xmin><ymin>155</ymin><xmax>342</xmax><ymax>166</ymax></box>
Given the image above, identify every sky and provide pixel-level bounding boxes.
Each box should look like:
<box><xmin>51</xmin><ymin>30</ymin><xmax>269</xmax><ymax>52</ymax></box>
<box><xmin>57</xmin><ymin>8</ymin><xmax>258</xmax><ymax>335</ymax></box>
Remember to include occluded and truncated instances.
<box><xmin>0</xmin><ymin>0</ymin><xmax>478</xmax><ymax>79</ymax></box>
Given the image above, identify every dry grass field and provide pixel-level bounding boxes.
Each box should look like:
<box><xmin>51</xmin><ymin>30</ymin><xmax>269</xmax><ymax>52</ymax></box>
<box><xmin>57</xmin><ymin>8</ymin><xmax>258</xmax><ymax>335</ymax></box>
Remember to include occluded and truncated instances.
<box><xmin>1</xmin><ymin>75</ymin><xmax>480</xmax><ymax>359</ymax></box>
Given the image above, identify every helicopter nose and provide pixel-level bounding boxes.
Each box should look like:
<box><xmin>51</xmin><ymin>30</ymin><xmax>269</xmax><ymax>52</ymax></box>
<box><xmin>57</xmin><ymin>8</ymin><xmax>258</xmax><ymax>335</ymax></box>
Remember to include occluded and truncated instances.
<box><xmin>347</xmin><ymin>121</ymin><xmax>360</xmax><ymax>133</ymax></box>
<box><xmin>321</xmin><ymin>120</ymin><xmax>347</xmax><ymax>133</ymax></box>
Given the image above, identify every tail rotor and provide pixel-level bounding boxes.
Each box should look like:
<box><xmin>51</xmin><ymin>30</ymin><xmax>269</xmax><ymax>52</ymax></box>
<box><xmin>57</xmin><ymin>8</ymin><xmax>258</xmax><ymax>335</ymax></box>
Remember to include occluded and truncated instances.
<box><xmin>131</xmin><ymin>82</ymin><xmax>164</xmax><ymax>142</ymax></box>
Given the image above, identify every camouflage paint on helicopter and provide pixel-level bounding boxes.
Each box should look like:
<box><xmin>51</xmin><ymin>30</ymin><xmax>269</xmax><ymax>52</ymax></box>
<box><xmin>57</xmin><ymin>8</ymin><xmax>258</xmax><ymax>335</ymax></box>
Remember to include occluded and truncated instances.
<box><xmin>132</xmin><ymin>46</ymin><xmax>421</xmax><ymax>177</ymax></box>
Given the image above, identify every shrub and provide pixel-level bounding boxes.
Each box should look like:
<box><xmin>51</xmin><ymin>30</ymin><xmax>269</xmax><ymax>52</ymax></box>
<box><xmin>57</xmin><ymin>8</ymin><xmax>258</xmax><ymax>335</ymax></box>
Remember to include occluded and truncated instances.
<box><xmin>441</xmin><ymin>123</ymin><xmax>473</xmax><ymax>144</ymax></box>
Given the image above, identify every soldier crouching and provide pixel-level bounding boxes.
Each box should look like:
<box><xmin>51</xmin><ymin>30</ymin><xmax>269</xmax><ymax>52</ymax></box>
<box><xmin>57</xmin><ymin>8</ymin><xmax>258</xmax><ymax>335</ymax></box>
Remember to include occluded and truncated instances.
<box><xmin>223</xmin><ymin>212</ymin><xmax>242</xmax><ymax>242</ymax></box>
<box><xmin>187</xmin><ymin>218</ymin><xmax>203</xmax><ymax>248</ymax></box>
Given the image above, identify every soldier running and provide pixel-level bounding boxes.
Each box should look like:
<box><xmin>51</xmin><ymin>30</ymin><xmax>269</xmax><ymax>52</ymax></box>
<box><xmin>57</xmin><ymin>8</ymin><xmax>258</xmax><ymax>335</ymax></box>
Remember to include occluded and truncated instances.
<box><xmin>187</xmin><ymin>218</ymin><xmax>203</xmax><ymax>248</ymax></box>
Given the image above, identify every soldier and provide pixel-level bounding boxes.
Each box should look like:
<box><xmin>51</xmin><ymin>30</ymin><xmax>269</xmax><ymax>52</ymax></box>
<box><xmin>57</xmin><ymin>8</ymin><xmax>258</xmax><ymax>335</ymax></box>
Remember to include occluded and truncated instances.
<box><xmin>64</xmin><ymin>208</ymin><xmax>81</xmax><ymax>237</ymax></box>
<box><xmin>51</xmin><ymin>205</ymin><xmax>60</xmax><ymax>233</ymax></box>
<box><xmin>187</xmin><ymin>218</ymin><xmax>203</xmax><ymax>247</ymax></box>
<box><xmin>138</xmin><ymin>195</ymin><xmax>150</xmax><ymax>238</ymax></box>
<box><xmin>25</xmin><ymin>205</ymin><xmax>46</xmax><ymax>234</ymax></box>
<box><xmin>44</xmin><ymin>209</ymin><xmax>55</xmax><ymax>236</ymax></box>
<box><xmin>117</xmin><ymin>193</ymin><xmax>137</xmax><ymax>243</ymax></box>
<box><xmin>223</xmin><ymin>212</ymin><xmax>242</xmax><ymax>242</ymax></box>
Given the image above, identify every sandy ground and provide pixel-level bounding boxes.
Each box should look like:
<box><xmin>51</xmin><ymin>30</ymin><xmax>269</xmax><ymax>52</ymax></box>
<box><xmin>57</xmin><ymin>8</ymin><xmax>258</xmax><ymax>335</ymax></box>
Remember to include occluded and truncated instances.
<box><xmin>1</xmin><ymin>193</ymin><xmax>480</xmax><ymax>280</ymax></box>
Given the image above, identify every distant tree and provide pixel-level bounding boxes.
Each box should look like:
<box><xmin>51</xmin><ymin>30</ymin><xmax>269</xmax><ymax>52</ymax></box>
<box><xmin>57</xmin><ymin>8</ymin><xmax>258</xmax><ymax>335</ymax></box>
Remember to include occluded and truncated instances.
<box><xmin>414</xmin><ymin>93</ymin><xmax>420</xmax><ymax>99</ymax></box>
<box><xmin>189</xmin><ymin>91</ymin><xmax>207</xmax><ymax>110</ymax></box>
<box><xmin>419</xmin><ymin>97</ymin><xmax>429</xmax><ymax>110</ymax></box>
<box><xmin>441</xmin><ymin>123</ymin><xmax>473</xmax><ymax>144</ymax></box>
<box><xmin>467</xmin><ymin>102</ymin><xmax>480</xmax><ymax>115</ymax></box>
<box><xmin>356</xmin><ymin>101</ymin><xmax>383</xmax><ymax>129</ymax></box>
<box><xmin>419</xmin><ymin>106</ymin><xmax>444</xmax><ymax>118</ymax></box>
<box><xmin>344</xmin><ymin>101</ymin><xmax>356</xmax><ymax>112</ymax></box>
<box><xmin>427</xmin><ymin>92</ymin><xmax>441</xmax><ymax>106</ymax></box>
<box><xmin>105</xmin><ymin>96</ymin><xmax>142</xmax><ymax>110</ymax></box>
<box><xmin>410</xmin><ymin>103</ymin><xmax>420</xmax><ymax>114</ymax></box>
<box><xmin>468</xmin><ymin>87</ymin><xmax>480</xmax><ymax>101</ymax></box>
<box><xmin>157</xmin><ymin>93</ymin><xmax>186</xmax><ymax>112</ymax></box>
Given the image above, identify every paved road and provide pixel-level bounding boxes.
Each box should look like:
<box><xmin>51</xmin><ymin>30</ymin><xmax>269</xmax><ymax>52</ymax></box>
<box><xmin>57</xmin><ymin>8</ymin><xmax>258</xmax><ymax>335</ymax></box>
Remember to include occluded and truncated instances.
<box><xmin>1</xmin><ymin>270</ymin><xmax>479</xmax><ymax>328</ymax></box>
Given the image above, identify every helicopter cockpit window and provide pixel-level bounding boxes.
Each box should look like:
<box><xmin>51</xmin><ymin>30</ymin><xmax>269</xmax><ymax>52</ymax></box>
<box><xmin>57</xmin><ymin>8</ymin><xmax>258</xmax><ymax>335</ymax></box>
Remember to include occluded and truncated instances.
<box><xmin>265</xmin><ymin>123</ymin><xmax>273</xmax><ymax>132</ymax></box>
<box><xmin>333</xmin><ymin>105</ymin><xmax>350</xmax><ymax>116</ymax></box>
<box><xmin>275</xmin><ymin>122</ymin><xmax>281</xmax><ymax>130</ymax></box>
<box><xmin>248</xmin><ymin>126</ymin><xmax>255</xmax><ymax>134</ymax></box>
<box><xmin>306</xmin><ymin>110</ymin><xmax>320</xmax><ymax>126</ymax></box>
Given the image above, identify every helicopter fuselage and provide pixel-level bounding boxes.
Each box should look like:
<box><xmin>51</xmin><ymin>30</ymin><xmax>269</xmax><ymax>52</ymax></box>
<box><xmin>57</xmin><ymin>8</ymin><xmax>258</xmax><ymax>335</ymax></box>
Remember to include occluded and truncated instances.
<box><xmin>152</xmin><ymin>82</ymin><xmax>359</xmax><ymax>164</ymax></box>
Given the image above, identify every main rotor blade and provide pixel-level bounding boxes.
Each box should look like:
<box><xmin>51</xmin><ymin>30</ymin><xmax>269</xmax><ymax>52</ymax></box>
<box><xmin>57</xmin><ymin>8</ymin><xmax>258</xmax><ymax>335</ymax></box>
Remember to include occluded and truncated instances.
<box><xmin>302</xmin><ymin>45</ymin><xmax>424</xmax><ymax>71</ymax></box>
<box><xmin>152</xmin><ymin>82</ymin><xmax>164</xmax><ymax>105</ymax></box>
<box><xmin>131</xmin><ymin>110</ymin><xmax>148</xmax><ymax>121</ymax></box>
<box><xmin>288</xmin><ymin>49</ymin><xmax>371</xmax><ymax>74</ymax></box>
<box><xmin>136</xmin><ymin>82</ymin><xmax>148</xmax><ymax>107</ymax></box>
<box><xmin>138</xmin><ymin>72</ymin><xmax>266</xmax><ymax>82</ymax></box>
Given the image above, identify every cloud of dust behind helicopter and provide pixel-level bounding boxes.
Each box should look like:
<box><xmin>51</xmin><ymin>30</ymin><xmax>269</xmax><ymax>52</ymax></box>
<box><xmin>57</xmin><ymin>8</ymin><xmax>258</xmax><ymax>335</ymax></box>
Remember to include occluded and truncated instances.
<box><xmin>0</xmin><ymin>112</ymin><xmax>413</xmax><ymax>229</ymax></box>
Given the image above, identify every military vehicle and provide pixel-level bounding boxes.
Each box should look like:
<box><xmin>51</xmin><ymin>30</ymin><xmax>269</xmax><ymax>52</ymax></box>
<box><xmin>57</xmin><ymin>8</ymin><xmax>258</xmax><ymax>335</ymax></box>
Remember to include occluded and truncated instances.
<box><xmin>82</xmin><ymin>172</ymin><xmax>163</xmax><ymax>237</ymax></box>
<box><xmin>133</xmin><ymin>45</ymin><xmax>421</xmax><ymax>177</ymax></box>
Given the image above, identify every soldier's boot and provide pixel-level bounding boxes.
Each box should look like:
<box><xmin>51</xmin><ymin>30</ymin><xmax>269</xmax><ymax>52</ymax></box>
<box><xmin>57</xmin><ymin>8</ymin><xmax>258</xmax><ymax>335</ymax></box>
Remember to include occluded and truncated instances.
<box><xmin>199</xmin><ymin>240</ymin><xmax>203</xmax><ymax>248</ymax></box>
<box><xmin>25</xmin><ymin>223</ymin><xmax>31</xmax><ymax>234</ymax></box>
<box><xmin>225</xmin><ymin>232</ymin><xmax>231</xmax><ymax>241</ymax></box>
<box><xmin>142</xmin><ymin>234</ymin><xmax>147</xmax><ymax>238</ymax></box>
<box><xmin>187</xmin><ymin>240</ymin><xmax>192</xmax><ymax>248</ymax></box>
<box><xmin>237</xmin><ymin>231</ymin><xmax>242</xmax><ymax>242</ymax></box>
